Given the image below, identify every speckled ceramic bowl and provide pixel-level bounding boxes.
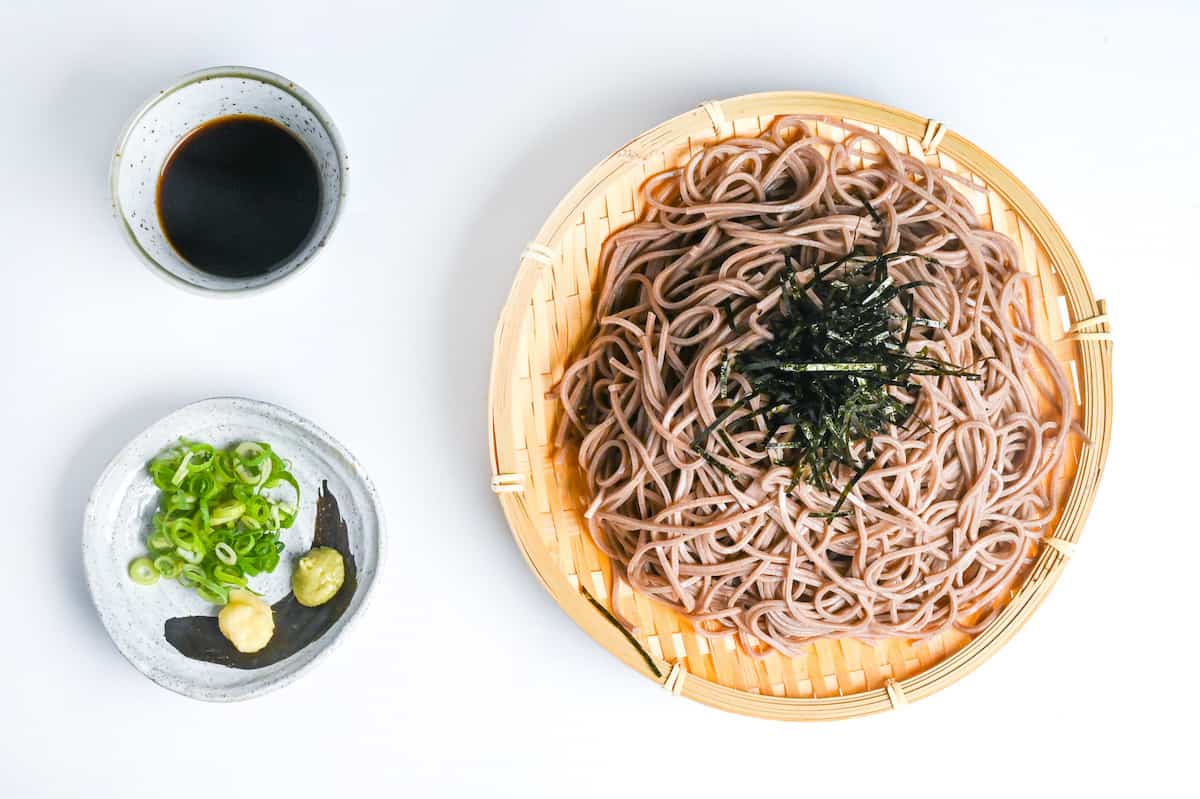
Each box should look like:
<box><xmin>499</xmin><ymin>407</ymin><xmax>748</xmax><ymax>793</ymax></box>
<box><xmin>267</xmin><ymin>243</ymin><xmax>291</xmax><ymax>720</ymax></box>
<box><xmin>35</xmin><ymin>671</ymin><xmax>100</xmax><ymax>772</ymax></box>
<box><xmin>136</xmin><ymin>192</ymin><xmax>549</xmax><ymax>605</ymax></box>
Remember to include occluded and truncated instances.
<box><xmin>110</xmin><ymin>67</ymin><xmax>348</xmax><ymax>294</ymax></box>
<box><xmin>83</xmin><ymin>397</ymin><xmax>384</xmax><ymax>701</ymax></box>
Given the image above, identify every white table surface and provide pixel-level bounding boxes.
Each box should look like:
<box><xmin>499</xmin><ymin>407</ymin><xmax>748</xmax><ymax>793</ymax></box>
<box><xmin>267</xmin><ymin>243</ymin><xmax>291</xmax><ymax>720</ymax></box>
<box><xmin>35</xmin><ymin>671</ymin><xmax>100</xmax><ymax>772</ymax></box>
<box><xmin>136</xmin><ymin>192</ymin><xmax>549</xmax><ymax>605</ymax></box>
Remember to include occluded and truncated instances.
<box><xmin>3</xmin><ymin>0</ymin><xmax>1196</xmax><ymax>795</ymax></box>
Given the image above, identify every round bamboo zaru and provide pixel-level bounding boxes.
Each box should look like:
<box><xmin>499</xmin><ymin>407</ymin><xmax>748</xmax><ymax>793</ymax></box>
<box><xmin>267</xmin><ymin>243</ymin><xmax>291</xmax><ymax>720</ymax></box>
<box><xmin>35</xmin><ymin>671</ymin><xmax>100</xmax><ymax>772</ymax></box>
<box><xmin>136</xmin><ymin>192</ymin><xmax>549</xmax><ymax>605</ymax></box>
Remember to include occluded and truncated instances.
<box><xmin>488</xmin><ymin>92</ymin><xmax>1112</xmax><ymax>720</ymax></box>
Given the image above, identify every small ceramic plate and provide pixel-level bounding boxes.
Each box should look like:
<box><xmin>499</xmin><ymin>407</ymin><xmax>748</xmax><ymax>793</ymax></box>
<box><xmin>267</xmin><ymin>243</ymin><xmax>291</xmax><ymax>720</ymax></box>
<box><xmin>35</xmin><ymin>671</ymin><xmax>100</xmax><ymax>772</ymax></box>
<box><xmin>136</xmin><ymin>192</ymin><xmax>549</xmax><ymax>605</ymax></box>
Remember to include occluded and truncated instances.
<box><xmin>83</xmin><ymin>397</ymin><xmax>384</xmax><ymax>701</ymax></box>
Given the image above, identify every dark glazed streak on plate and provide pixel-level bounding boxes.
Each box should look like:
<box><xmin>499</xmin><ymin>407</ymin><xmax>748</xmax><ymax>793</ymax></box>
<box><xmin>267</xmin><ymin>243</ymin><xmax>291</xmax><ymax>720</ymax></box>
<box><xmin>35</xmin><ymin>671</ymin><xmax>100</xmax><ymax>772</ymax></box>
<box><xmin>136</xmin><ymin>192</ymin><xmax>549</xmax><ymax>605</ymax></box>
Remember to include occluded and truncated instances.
<box><xmin>163</xmin><ymin>481</ymin><xmax>357</xmax><ymax>668</ymax></box>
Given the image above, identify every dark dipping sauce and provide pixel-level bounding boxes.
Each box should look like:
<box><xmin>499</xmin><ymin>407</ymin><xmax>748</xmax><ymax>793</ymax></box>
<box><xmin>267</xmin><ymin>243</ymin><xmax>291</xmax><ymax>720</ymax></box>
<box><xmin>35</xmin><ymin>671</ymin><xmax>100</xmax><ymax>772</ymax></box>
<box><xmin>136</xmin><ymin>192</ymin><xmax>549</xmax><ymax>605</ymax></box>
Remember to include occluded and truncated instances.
<box><xmin>156</xmin><ymin>115</ymin><xmax>320</xmax><ymax>278</ymax></box>
<box><xmin>164</xmin><ymin>481</ymin><xmax>357</xmax><ymax>669</ymax></box>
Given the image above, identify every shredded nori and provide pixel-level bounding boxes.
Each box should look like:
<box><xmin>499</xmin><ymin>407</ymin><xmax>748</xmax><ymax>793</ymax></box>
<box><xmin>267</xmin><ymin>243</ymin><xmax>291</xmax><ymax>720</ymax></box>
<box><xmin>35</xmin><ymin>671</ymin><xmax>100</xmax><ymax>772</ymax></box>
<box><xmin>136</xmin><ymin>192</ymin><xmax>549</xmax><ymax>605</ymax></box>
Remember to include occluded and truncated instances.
<box><xmin>691</xmin><ymin>251</ymin><xmax>979</xmax><ymax>514</ymax></box>
<box><xmin>581</xmin><ymin>586</ymin><xmax>662</xmax><ymax>678</ymax></box>
<box><xmin>857</xmin><ymin>191</ymin><xmax>883</xmax><ymax>225</ymax></box>
<box><xmin>717</xmin><ymin>349</ymin><xmax>732</xmax><ymax>399</ymax></box>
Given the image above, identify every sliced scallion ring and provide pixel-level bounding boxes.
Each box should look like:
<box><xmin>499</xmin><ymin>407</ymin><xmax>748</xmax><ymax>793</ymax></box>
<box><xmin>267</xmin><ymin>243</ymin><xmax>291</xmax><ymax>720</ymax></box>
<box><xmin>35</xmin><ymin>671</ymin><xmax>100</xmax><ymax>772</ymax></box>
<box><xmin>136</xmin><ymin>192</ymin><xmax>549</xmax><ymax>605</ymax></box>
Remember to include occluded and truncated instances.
<box><xmin>212</xmin><ymin>564</ymin><xmax>247</xmax><ymax>587</ymax></box>
<box><xmin>209</xmin><ymin>500</ymin><xmax>246</xmax><ymax>527</ymax></box>
<box><xmin>153</xmin><ymin>555</ymin><xmax>182</xmax><ymax>579</ymax></box>
<box><xmin>128</xmin><ymin>557</ymin><xmax>159</xmax><ymax>586</ymax></box>
<box><xmin>170</xmin><ymin>450</ymin><xmax>195</xmax><ymax>486</ymax></box>
<box><xmin>234</xmin><ymin>442</ymin><xmax>268</xmax><ymax>466</ymax></box>
<box><xmin>214</xmin><ymin>542</ymin><xmax>237</xmax><ymax>566</ymax></box>
<box><xmin>178</xmin><ymin>564</ymin><xmax>206</xmax><ymax>588</ymax></box>
<box><xmin>195</xmin><ymin>581</ymin><xmax>229</xmax><ymax>605</ymax></box>
<box><xmin>233</xmin><ymin>443</ymin><xmax>273</xmax><ymax>486</ymax></box>
<box><xmin>176</xmin><ymin>546</ymin><xmax>204</xmax><ymax>565</ymax></box>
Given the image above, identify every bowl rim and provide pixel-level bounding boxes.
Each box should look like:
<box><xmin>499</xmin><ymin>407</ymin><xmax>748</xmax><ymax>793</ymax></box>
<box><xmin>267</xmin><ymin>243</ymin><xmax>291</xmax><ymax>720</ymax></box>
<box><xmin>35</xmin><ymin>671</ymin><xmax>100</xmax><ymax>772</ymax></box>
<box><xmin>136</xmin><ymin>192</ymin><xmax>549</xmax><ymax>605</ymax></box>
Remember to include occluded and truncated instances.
<box><xmin>82</xmin><ymin>396</ymin><xmax>387</xmax><ymax>701</ymax></box>
<box><xmin>487</xmin><ymin>91</ymin><xmax>1113</xmax><ymax>720</ymax></box>
<box><xmin>108</xmin><ymin>65</ymin><xmax>350</xmax><ymax>298</ymax></box>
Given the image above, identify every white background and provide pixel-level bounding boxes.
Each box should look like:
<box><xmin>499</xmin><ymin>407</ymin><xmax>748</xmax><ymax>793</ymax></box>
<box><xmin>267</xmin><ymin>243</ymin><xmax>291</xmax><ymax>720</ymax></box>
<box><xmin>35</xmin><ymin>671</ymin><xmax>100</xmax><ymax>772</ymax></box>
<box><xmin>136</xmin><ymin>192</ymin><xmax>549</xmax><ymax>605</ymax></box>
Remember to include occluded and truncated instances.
<box><xmin>2</xmin><ymin>0</ymin><xmax>1196</xmax><ymax>795</ymax></box>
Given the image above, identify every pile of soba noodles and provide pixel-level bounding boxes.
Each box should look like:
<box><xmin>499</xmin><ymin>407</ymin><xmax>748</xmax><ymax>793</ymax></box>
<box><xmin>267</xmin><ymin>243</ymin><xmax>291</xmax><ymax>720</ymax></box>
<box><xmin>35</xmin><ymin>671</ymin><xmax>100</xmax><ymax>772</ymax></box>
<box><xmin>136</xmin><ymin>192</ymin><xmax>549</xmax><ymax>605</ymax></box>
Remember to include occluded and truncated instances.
<box><xmin>555</xmin><ymin>115</ymin><xmax>1073</xmax><ymax>657</ymax></box>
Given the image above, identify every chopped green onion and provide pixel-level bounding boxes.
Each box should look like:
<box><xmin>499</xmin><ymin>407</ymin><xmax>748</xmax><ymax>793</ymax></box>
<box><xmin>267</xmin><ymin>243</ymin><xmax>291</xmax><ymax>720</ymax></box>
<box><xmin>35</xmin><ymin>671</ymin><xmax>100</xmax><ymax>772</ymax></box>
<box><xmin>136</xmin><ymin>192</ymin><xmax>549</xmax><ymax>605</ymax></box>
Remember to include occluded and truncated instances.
<box><xmin>128</xmin><ymin>557</ymin><xmax>159</xmax><ymax>586</ymax></box>
<box><xmin>178</xmin><ymin>564</ymin><xmax>206</xmax><ymax>587</ymax></box>
<box><xmin>128</xmin><ymin>439</ymin><xmax>300</xmax><ymax>604</ymax></box>
<box><xmin>176</xmin><ymin>546</ymin><xmax>203</xmax><ymax>565</ymax></box>
<box><xmin>212</xmin><ymin>564</ymin><xmax>247</xmax><ymax>587</ymax></box>
<box><xmin>170</xmin><ymin>450</ymin><xmax>195</xmax><ymax>486</ymax></box>
<box><xmin>210</xmin><ymin>500</ymin><xmax>245</xmax><ymax>526</ymax></box>
<box><xmin>195</xmin><ymin>581</ymin><xmax>229</xmax><ymax>605</ymax></box>
<box><xmin>235</xmin><ymin>442</ymin><xmax>267</xmax><ymax>466</ymax></box>
<box><xmin>233</xmin><ymin>442</ymin><xmax>272</xmax><ymax>486</ymax></box>
<box><xmin>153</xmin><ymin>555</ymin><xmax>181</xmax><ymax>579</ymax></box>
<box><xmin>214</xmin><ymin>542</ymin><xmax>237</xmax><ymax>566</ymax></box>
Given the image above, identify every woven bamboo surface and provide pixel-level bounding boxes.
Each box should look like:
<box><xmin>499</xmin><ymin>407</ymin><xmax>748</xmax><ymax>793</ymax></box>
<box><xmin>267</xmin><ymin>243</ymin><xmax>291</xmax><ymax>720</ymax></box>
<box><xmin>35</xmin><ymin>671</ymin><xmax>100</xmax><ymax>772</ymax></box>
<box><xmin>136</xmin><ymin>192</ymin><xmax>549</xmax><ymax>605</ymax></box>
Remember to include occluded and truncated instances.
<box><xmin>488</xmin><ymin>92</ymin><xmax>1112</xmax><ymax>720</ymax></box>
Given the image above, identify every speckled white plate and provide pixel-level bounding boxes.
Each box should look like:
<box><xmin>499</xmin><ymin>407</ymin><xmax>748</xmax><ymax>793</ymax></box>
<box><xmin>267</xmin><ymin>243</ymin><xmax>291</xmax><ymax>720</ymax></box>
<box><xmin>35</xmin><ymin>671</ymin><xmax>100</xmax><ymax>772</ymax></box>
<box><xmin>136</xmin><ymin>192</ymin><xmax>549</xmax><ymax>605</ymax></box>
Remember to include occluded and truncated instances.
<box><xmin>83</xmin><ymin>397</ymin><xmax>384</xmax><ymax>701</ymax></box>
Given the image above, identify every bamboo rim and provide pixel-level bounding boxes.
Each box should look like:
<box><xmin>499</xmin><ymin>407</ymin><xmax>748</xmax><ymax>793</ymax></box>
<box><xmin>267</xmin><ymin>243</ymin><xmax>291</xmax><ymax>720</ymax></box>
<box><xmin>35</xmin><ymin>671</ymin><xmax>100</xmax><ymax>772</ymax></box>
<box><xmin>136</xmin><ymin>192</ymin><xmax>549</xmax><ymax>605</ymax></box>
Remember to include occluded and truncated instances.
<box><xmin>488</xmin><ymin>92</ymin><xmax>1112</xmax><ymax>720</ymax></box>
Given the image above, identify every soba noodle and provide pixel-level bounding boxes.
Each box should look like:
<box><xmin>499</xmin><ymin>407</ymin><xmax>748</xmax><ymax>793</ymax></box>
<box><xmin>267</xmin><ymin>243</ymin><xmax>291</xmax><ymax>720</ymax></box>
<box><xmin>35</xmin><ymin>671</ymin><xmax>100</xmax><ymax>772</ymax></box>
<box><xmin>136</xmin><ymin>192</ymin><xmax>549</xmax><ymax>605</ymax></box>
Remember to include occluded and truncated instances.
<box><xmin>555</xmin><ymin>116</ymin><xmax>1073</xmax><ymax>656</ymax></box>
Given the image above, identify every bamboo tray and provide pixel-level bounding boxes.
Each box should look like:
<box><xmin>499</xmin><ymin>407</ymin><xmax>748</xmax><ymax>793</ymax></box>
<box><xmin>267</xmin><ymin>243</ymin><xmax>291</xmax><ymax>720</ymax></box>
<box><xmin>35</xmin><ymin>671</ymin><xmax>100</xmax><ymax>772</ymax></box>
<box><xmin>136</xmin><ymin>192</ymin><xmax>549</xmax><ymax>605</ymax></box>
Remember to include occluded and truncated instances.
<box><xmin>488</xmin><ymin>92</ymin><xmax>1112</xmax><ymax>720</ymax></box>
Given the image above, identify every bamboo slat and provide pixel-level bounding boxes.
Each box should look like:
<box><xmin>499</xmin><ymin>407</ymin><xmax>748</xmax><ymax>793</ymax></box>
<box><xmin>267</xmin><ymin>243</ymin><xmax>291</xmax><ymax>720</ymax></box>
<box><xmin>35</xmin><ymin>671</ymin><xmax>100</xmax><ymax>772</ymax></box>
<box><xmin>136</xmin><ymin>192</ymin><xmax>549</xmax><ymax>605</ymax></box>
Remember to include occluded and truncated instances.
<box><xmin>488</xmin><ymin>92</ymin><xmax>1112</xmax><ymax>720</ymax></box>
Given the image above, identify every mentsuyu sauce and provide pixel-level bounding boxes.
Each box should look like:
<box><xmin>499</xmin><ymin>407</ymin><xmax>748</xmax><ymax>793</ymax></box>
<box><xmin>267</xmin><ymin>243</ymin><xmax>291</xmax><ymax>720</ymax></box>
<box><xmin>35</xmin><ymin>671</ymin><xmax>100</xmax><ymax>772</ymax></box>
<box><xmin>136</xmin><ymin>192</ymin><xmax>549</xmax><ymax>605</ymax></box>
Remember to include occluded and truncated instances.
<box><xmin>156</xmin><ymin>115</ymin><xmax>320</xmax><ymax>278</ymax></box>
